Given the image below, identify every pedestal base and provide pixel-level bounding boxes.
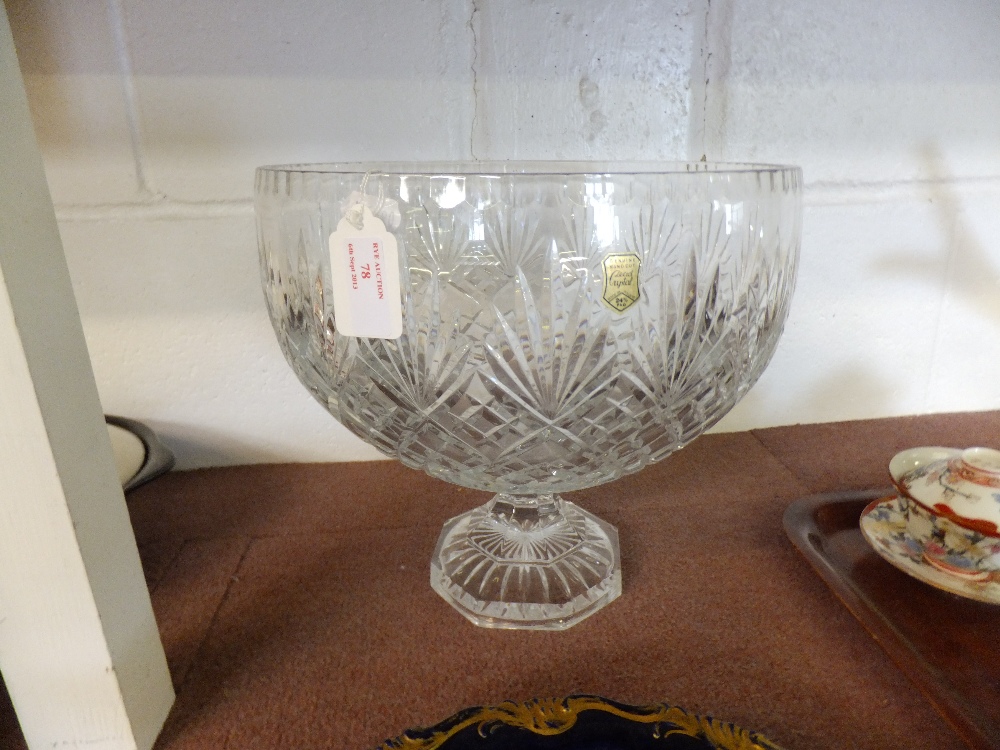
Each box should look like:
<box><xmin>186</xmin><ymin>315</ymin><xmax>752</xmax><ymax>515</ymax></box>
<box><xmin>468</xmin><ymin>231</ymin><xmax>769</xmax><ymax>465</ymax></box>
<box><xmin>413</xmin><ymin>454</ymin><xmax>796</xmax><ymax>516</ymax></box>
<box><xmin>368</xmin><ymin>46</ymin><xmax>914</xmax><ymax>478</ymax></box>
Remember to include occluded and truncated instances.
<box><xmin>430</xmin><ymin>494</ymin><xmax>621</xmax><ymax>630</ymax></box>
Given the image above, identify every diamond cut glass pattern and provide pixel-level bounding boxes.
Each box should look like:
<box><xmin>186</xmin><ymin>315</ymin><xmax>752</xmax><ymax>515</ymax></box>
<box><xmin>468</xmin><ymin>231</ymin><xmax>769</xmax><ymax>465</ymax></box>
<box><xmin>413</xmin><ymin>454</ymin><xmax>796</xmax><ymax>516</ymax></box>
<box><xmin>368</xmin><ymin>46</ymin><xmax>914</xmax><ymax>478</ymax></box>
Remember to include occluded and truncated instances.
<box><xmin>256</xmin><ymin>162</ymin><xmax>802</xmax><ymax>629</ymax></box>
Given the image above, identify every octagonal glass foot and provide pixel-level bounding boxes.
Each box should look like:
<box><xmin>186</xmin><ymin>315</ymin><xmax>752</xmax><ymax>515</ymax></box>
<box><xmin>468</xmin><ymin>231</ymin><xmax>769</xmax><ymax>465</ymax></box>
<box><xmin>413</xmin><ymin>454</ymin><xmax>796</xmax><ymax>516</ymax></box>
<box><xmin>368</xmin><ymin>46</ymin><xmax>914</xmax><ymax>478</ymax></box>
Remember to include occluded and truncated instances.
<box><xmin>430</xmin><ymin>493</ymin><xmax>621</xmax><ymax>630</ymax></box>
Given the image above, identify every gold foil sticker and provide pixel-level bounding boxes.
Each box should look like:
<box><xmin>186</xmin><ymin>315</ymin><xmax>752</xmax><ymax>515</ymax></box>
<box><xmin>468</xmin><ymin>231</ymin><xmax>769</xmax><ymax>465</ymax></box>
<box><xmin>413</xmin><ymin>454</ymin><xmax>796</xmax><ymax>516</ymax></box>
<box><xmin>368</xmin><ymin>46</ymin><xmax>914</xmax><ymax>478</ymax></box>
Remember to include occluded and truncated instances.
<box><xmin>602</xmin><ymin>252</ymin><xmax>641</xmax><ymax>312</ymax></box>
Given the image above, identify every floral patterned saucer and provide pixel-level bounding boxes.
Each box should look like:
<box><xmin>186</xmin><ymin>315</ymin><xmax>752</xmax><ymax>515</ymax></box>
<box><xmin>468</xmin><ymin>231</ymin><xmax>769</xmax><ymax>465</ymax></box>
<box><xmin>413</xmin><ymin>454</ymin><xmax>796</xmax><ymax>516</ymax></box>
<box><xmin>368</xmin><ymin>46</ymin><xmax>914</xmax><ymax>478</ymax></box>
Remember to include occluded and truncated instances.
<box><xmin>860</xmin><ymin>496</ymin><xmax>1000</xmax><ymax>605</ymax></box>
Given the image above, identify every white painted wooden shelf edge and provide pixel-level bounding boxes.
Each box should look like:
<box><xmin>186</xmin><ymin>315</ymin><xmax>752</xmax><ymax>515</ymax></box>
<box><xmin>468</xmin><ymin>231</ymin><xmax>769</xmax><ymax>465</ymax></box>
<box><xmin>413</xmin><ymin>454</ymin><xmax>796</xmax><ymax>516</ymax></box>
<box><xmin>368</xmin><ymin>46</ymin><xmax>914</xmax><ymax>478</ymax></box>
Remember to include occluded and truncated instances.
<box><xmin>0</xmin><ymin>6</ymin><xmax>175</xmax><ymax>750</ymax></box>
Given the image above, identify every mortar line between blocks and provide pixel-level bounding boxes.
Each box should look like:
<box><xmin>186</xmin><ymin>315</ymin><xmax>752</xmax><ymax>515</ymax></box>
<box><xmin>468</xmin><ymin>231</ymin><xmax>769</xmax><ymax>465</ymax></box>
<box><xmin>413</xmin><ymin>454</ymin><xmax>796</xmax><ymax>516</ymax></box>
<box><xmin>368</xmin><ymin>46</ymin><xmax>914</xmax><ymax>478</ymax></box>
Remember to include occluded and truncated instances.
<box><xmin>467</xmin><ymin>0</ymin><xmax>481</xmax><ymax>160</ymax></box>
<box><xmin>923</xmin><ymin>211</ymin><xmax>961</xmax><ymax>410</ymax></box>
<box><xmin>106</xmin><ymin>0</ymin><xmax>159</xmax><ymax>199</ymax></box>
<box><xmin>55</xmin><ymin>199</ymin><xmax>254</xmax><ymax>223</ymax></box>
<box><xmin>684</xmin><ymin>0</ymin><xmax>712</xmax><ymax>162</ymax></box>
<box><xmin>51</xmin><ymin>175</ymin><xmax>1000</xmax><ymax>224</ymax></box>
<box><xmin>807</xmin><ymin>175</ymin><xmax>1000</xmax><ymax>206</ymax></box>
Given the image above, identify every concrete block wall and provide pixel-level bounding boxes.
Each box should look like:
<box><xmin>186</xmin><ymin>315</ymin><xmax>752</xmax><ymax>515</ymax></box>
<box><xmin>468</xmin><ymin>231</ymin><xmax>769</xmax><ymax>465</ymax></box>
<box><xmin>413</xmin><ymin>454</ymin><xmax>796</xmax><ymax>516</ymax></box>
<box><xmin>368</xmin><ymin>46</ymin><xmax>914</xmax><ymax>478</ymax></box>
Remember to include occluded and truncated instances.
<box><xmin>6</xmin><ymin>0</ymin><xmax>1000</xmax><ymax>469</ymax></box>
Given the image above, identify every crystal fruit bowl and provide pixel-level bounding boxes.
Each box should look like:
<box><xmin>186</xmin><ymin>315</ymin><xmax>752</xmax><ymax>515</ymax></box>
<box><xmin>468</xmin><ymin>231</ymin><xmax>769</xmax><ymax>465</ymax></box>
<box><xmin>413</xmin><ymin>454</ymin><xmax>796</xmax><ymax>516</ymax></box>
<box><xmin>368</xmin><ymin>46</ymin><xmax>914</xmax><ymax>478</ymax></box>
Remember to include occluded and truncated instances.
<box><xmin>255</xmin><ymin>162</ymin><xmax>802</xmax><ymax>630</ymax></box>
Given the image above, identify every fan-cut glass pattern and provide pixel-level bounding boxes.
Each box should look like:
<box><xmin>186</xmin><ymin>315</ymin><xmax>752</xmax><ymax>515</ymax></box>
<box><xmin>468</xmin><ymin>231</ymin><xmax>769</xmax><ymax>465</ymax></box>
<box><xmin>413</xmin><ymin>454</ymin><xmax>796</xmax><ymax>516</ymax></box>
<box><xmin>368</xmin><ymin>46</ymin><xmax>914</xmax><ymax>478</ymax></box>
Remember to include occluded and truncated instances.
<box><xmin>256</xmin><ymin>162</ymin><xmax>802</xmax><ymax>629</ymax></box>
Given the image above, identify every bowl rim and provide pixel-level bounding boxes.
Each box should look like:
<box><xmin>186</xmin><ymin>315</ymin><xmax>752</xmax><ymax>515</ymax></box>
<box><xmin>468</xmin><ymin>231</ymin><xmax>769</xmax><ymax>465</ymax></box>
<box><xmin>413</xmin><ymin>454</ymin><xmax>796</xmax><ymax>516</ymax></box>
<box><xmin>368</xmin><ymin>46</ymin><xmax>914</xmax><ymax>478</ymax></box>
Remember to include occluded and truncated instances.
<box><xmin>255</xmin><ymin>160</ymin><xmax>802</xmax><ymax>177</ymax></box>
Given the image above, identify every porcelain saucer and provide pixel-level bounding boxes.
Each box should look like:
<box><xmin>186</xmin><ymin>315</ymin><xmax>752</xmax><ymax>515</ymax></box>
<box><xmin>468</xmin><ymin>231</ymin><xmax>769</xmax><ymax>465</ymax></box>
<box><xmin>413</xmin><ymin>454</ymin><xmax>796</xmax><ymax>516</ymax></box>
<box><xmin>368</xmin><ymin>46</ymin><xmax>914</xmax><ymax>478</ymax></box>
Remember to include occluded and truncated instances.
<box><xmin>860</xmin><ymin>495</ymin><xmax>1000</xmax><ymax>605</ymax></box>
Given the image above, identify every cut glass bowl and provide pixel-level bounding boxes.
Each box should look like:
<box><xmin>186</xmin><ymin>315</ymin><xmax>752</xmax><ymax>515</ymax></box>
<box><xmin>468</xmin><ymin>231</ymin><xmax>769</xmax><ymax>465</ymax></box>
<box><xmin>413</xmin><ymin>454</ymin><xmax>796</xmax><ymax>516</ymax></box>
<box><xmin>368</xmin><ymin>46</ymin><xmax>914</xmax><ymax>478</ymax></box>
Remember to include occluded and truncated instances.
<box><xmin>255</xmin><ymin>162</ymin><xmax>802</xmax><ymax>630</ymax></box>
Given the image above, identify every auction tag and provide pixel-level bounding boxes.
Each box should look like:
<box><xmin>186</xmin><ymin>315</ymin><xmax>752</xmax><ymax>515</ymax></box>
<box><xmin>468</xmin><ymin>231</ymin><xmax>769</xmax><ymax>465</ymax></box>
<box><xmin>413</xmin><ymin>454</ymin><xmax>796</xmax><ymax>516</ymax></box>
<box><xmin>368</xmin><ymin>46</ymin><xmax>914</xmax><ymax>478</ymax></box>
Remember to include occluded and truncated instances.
<box><xmin>328</xmin><ymin>205</ymin><xmax>403</xmax><ymax>338</ymax></box>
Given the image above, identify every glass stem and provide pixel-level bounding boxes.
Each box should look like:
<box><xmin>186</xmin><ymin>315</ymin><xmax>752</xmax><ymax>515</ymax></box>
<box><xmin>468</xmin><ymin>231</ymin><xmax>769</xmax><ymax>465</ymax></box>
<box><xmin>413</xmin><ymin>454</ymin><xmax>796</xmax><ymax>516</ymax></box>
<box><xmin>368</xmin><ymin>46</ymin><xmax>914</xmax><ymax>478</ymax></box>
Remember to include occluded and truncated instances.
<box><xmin>486</xmin><ymin>493</ymin><xmax>564</xmax><ymax>531</ymax></box>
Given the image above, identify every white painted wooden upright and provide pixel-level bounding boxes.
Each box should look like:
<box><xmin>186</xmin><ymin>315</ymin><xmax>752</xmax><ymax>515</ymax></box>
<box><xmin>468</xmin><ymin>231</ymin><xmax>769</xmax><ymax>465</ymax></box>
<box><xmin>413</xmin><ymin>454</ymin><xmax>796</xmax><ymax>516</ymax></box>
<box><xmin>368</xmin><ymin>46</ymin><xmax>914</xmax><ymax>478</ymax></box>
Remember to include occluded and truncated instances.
<box><xmin>0</xmin><ymin>7</ymin><xmax>174</xmax><ymax>749</ymax></box>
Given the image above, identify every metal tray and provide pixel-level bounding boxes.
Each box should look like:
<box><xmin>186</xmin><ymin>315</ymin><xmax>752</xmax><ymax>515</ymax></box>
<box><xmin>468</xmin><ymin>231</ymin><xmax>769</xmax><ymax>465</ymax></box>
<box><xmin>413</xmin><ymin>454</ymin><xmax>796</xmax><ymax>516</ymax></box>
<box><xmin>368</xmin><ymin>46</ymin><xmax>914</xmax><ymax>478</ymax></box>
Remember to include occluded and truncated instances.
<box><xmin>784</xmin><ymin>490</ymin><xmax>1000</xmax><ymax>750</ymax></box>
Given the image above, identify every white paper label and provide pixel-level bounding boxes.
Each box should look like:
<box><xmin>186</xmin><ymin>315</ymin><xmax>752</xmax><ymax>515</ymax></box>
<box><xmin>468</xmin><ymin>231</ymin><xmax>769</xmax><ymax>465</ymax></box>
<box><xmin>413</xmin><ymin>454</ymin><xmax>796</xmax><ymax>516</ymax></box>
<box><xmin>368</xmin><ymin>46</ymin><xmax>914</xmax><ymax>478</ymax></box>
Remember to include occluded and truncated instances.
<box><xmin>328</xmin><ymin>206</ymin><xmax>403</xmax><ymax>339</ymax></box>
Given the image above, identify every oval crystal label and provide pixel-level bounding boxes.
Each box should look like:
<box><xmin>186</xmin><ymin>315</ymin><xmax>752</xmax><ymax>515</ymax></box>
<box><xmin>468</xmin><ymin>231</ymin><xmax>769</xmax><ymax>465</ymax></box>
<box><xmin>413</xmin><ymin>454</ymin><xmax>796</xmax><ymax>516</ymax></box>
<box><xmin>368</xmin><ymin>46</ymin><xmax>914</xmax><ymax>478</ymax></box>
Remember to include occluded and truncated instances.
<box><xmin>602</xmin><ymin>252</ymin><xmax>641</xmax><ymax>312</ymax></box>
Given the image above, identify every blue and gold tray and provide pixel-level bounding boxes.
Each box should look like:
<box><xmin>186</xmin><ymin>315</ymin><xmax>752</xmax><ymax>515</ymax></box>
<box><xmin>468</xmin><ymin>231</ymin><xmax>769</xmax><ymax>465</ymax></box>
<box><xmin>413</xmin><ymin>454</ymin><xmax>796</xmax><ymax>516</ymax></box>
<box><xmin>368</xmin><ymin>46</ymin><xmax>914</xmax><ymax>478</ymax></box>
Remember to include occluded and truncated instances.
<box><xmin>379</xmin><ymin>695</ymin><xmax>782</xmax><ymax>750</ymax></box>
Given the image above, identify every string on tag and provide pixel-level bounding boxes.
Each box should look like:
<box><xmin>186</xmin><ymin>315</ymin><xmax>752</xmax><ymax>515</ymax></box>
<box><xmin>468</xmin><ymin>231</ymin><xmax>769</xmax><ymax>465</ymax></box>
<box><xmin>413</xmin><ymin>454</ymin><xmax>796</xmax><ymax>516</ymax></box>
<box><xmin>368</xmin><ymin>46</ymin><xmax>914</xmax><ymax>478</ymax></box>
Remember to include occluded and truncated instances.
<box><xmin>344</xmin><ymin>171</ymin><xmax>373</xmax><ymax>230</ymax></box>
<box><xmin>342</xmin><ymin>172</ymin><xmax>400</xmax><ymax>231</ymax></box>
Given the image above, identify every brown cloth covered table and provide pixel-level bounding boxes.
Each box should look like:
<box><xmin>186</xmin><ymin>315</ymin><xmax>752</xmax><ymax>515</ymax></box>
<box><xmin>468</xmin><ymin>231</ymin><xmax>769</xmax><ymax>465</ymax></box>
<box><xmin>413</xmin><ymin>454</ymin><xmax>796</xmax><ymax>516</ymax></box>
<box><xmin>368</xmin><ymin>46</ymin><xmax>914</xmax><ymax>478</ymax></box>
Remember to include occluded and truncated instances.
<box><xmin>2</xmin><ymin>410</ymin><xmax>999</xmax><ymax>749</ymax></box>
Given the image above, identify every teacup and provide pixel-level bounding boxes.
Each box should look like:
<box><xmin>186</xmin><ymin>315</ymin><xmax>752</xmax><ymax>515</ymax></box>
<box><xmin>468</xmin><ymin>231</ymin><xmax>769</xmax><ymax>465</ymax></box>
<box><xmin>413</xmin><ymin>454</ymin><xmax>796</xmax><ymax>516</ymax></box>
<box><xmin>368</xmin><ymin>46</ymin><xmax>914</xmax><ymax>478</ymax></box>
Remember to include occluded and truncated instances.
<box><xmin>889</xmin><ymin>446</ymin><xmax>1000</xmax><ymax>579</ymax></box>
